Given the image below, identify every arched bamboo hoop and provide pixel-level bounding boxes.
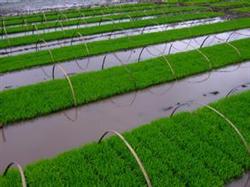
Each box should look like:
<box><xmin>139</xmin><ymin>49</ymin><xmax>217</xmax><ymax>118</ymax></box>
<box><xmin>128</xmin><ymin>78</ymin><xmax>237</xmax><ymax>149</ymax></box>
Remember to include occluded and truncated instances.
<box><xmin>170</xmin><ymin>100</ymin><xmax>250</xmax><ymax>154</ymax></box>
<box><xmin>98</xmin><ymin>130</ymin><xmax>152</xmax><ymax>187</ymax></box>
<box><xmin>35</xmin><ymin>39</ymin><xmax>78</xmax><ymax>121</ymax></box>
<box><xmin>35</xmin><ymin>39</ymin><xmax>56</xmax><ymax>78</ymax></box>
<box><xmin>70</xmin><ymin>32</ymin><xmax>91</xmax><ymax>71</ymax></box>
<box><xmin>214</xmin><ymin>35</ymin><xmax>241</xmax><ymax>56</ymax></box>
<box><xmin>3</xmin><ymin>162</ymin><xmax>27</xmax><ymax>187</ymax></box>
<box><xmin>101</xmin><ymin>52</ymin><xmax>137</xmax><ymax>107</ymax></box>
<box><xmin>149</xmin><ymin>55</ymin><xmax>177</xmax><ymax>96</ymax></box>
<box><xmin>212</xmin><ymin>34</ymin><xmax>242</xmax><ymax>73</ymax></box>
<box><xmin>180</xmin><ymin>40</ymin><xmax>213</xmax><ymax>83</ymax></box>
<box><xmin>199</xmin><ymin>34</ymin><xmax>242</xmax><ymax>72</ymax></box>
<box><xmin>137</xmin><ymin>42</ymin><xmax>176</xmax><ymax>96</ymax></box>
<box><xmin>52</xmin><ymin>64</ymin><xmax>78</xmax><ymax>121</ymax></box>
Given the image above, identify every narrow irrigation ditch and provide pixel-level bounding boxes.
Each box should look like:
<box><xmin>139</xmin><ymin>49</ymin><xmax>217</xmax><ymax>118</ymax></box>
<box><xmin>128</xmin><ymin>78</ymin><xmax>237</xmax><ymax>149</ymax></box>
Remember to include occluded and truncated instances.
<box><xmin>0</xmin><ymin>1</ymin><xmax>250</xmax><ymax>186</ymax></box>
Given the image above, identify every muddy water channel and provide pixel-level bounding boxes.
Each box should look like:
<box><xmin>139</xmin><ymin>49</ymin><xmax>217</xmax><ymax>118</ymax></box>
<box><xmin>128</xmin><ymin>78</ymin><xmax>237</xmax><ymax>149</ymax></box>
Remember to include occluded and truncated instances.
<box><xmin>0</xmin><ymin>60</ymin><xmax>250</xmax><ymax>173</ymax></box>
<box><xmin>0</xmin><ymin>17</ymin><xmax>224</xmax><ymax>56</ymax></box>
<box><xmin>1</xmin><ymin>28</ymin><xmax>249</xmax><ymax>91</ymax></box>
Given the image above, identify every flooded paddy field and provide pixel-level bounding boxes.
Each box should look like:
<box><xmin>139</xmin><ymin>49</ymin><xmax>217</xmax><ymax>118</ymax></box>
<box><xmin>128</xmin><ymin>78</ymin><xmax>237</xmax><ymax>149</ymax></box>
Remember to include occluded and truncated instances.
<box><xmin>0</xmin><ymin>0</ymin><xmax>137</xmax><ymax>15</ymax></box>
<box><xmin>0</xmin><ymin>0</ymin><xmax>250</xmax><ymax>186</ymax></box>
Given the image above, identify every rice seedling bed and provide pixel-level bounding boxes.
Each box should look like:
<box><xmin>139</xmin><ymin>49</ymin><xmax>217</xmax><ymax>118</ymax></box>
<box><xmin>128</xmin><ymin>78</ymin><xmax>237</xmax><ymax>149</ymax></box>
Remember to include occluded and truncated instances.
<box><xmin>0</xmin><ymin>88</ymin><xmax>249</xmax><ymax>186</ymax></box>
<box><xmin>0</xmin><ymin>17</ymin><xmax>249</xmax><ymax>73</ymax></box>
<box><xmin>0</xmin><ymin>3</ymin><xmax>165</xmax><ymax>27</ymax></box>
<box><xmin>0</xmin><ymin>38</ymin><xmax>250</xmax><ymax>125</ymax></box>
<box><xmin>0</xmin><ymin>12</ymin><xmax>221</xmax><ymax>49</ymax></box>
<box><xmin>1</xmin><ymin>27</ymin><xmax>248</xmax><ymax>91</ymax></box>
<box><xmin>1</xmin><ymin>6</ymin><xmax>208</xmax><ymax>35</ymax></box>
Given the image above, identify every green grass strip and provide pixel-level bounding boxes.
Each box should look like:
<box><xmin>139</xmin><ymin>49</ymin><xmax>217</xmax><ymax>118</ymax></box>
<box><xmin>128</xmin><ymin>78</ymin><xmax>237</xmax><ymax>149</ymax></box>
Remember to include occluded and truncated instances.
<box><xmin>1</xmin><ymin>6</ymin><xmax>208</xmax><ymax>35</ymax></box>
<box><xmin>0</xmin><ymin>38</ymin><xmax>250</xmax><ymax>125</ymax></box>
<box><xmin>0</xmin><ymin>17</ymin><xmax>250</xmax><ymax>74</ymax></box>
<box><xmin>0</xmin><ymin>11</ymin><xmax>221</xmax><ymax>48</ymax></box>
<box><xmin>0</xmin><ymin>88</ymin><xmax>250</xmax><ymax>186</ymax></box>
<box><xmin>1</xmin><ymin>3</ymin><xmax>173</xmax><ymax>27</ymax></box>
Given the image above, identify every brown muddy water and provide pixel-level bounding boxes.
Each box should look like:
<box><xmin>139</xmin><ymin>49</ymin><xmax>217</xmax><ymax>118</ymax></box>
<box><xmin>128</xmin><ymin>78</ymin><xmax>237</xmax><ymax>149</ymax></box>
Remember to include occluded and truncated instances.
<box><xmin>0</xmin><ymin>28</ymin><xmax>249</xmax><ymax>91</ymax></box>
<box><xmin>0</xmin><ymin>61</ymin><xmax>250</xmax><ymax>173</ymax></box>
